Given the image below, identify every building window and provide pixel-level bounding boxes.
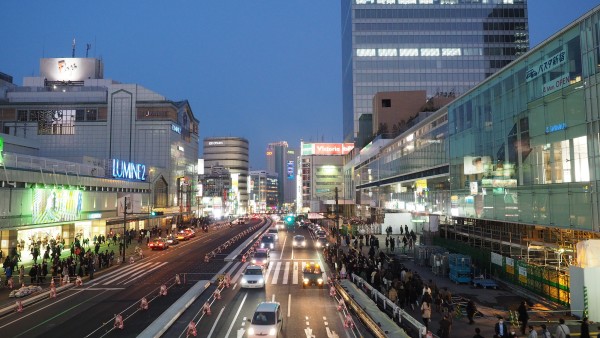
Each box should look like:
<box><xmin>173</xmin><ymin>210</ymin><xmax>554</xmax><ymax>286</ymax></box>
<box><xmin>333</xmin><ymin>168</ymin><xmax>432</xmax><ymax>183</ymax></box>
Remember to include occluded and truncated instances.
<box><xmin>37</xmin><ymin>109</ymin><xmax>76</xmax><ymax>135</ymax></box>
<box><xmin>382</xmin><ymin>99</ymin><xmax>392</xmax><ymax>108</ymax></box>
<box><xmin>86</xmin><ymin>109</ymin><xmax>97</xmax><ymax>121</ymax></box>
<box><xmin>17</xmin><ymin>110</ymin><xmax>28</xmax><ymax>122</ymax></box>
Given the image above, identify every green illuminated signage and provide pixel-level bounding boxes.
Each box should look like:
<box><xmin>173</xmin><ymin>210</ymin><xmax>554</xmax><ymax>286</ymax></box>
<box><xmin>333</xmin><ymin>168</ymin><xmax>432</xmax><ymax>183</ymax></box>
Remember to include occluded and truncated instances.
<box><xmin>0</xmin><ymin>136</ymin><xmax>4</xmax><ymax>163</ymax></box>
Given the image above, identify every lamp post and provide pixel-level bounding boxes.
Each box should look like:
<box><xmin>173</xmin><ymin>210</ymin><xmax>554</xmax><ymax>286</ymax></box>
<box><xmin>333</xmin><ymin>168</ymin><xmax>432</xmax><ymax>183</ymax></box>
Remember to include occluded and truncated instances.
<box><xmin>122</xmin><ymin>196</ymin><xmax>129</xmax><ymax>264</ymax></box>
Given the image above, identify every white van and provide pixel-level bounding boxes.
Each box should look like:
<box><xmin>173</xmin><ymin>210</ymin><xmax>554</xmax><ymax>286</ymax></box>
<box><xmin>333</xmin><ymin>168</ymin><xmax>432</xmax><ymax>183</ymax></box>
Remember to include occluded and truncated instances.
<box><xmin>247</xmin><ymin>302</ymin><xmax>283</xmax><ymax>337</ymax></box>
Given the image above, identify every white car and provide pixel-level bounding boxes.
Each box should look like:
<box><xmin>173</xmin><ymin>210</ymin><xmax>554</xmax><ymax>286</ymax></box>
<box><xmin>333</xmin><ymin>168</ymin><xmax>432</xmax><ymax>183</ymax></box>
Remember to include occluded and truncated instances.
<box><xmin>247</xmin><ymin>302</ymin><xmax>283</xmax><ymax>338</ymax></box>
<box><xmin>240</xmin><ymin>265</ymin><xmax>265</xmax><ymax>288</ymax></box>
<box><xmin>292</xmin><ymin>235</ymin><xmax>307</xmax><ymax>248</ymax></box>
<box><xmin>275</xmin><ymin>221</ymin><xmax>285</xmax><ymax>230</ymax></box>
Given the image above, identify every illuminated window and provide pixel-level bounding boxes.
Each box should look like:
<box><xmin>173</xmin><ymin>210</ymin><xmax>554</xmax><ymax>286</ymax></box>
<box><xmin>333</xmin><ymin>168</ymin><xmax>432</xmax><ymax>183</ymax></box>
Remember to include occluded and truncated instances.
<box><xmin>357</xmin><ymin>49</ymin><xmax>376</xmax><ymax>57</ymax></box>
<box><xmin>463</xmin><ymin>48</ymin><xmax>483</xmax><ymax>56</ymax></box>
<box><xmin>442</xmin><ymin>48</ymin><xmax>461</xmax><ymax>56</ymax></box>
<box><xmin>378</xmin><ymin>48</ymin><xmax>397</xmax><ymax>57</ymax></box>
<box><xmin>420</xmin><ymin>48</ymin><xmax>440</xmax><ymax>57</ymax></box>
<box><xmin>419</xmin><ymin>0</ymin><xmax>433</xmax><ymax>3</ymax></box>
<box><xmin>399</xmin><ymin>48</ymin><xmax>419</xmax><ymax>56</ymax></box>
<box><xmin>398</xmin><ymin>0</ymin><xmax>417</xmax><ymax>3</ymax></box>
<box><xmin>377</xmin><ymin>0</ymin><xmax>396</xmax><ymax>3</ymax></box>
<box><xmin>355</xmin><ymin>0</ymin><xmax>375</xmax><ymax>4</ymax></box>
<box><xmin>573</xmin><ymin>136</ymin><xmax>590</xmax><ymax>182</ymax></box>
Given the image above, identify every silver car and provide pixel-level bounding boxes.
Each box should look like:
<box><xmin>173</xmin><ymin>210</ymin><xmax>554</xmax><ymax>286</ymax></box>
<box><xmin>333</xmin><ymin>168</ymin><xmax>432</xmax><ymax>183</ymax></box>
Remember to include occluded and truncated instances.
<box><xmin>247</xmin><ymin>302</ymin><xmax>283</xmax><ymax>338</ymax></box>
<box><xmin>292</xmin><ymin>235</ymin><xmax>307</xmax><ymax>248</ymax></box>
<box><xmin>240</xmin><ymin>265</ymin><xmax>265</xmax><ymax>288</ymax></box>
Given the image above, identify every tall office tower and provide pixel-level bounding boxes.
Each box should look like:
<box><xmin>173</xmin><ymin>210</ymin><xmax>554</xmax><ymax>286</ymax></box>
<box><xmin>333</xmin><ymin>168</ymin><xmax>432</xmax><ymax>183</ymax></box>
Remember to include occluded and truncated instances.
<box><xmin>266</xmin><ymin>141</ymin><xmax>298</xmax><ymax>211</ymax></box>
<box><xmin>341</xmin><ymin>0</ymin><xmax>529</xmax><ymax>143</ymax></box>
<box><xmin>203</xmin><ymin>137</ymin><xmax>249</xmax><ymax>215</ymax></box>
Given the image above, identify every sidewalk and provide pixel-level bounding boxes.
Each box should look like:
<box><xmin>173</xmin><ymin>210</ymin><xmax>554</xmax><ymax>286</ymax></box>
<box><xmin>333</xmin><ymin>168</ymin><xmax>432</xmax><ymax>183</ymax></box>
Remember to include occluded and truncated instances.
<box><xmin>345</xmin><ymin>233</ymin><xmax>587</xmax><ymax>338</ymax></box>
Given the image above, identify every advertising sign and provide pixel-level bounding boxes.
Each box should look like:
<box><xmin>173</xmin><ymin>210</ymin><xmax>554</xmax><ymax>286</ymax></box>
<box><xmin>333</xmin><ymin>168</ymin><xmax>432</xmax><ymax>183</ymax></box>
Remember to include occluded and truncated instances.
<box><xmin>505</xmin><ymin>257</ymin><xmax>515</xmax><ymax>274</ymax></box>
<box><xmin>112</xmin><ymin>159</ymin><xmax>146</xmax><ymax>181</ymax></box>
<box><xmin>286</xmin><ymin>160</ymin><xmax>294</xmax><ymax>180</ymax></box>
<box><xmin>525</xmin><ymin>48</ymin><xmax>567</xmax><ymax>82</ymax></box>
<box><xmin>491</xmin><ymin>252</ymin><xmax>503</xmax><ymax>266</ymax></box>
<box><xmin>464</xmin><ymin>156</ymin><xmax>491</xmax><ymax>175</ymax></box>
<box><xmin>40</xmin><ymin>58</ymin><xmax>102</xmax><ymax>82</ymax></box>
<box><xmin>32</xmin><ymin>188</ymin><xmax>83</xmax><ymax>224</ymax></box>
<box><xmin>301</xmin><ymin>143</ymin><xmax>354</xmax><ymax>156</ymax></box>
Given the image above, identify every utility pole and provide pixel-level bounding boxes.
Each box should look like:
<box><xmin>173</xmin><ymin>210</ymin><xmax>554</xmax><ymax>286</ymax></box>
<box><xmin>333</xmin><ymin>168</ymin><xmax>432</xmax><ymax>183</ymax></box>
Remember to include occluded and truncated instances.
<box><xmin>335</xmin><ymin>187</ymin><xmax>340</xmax><ymax>257</ymax></box>
<box><xmin>122</xmin><ymin>196</ymin><xmax>128</xmax><ymax>264</ymax></box>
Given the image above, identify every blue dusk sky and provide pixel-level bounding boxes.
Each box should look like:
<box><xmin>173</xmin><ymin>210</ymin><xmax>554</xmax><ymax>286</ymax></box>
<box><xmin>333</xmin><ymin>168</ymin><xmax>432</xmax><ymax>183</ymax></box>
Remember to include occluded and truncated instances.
<box><xmin>1</xmin><ymin>1</ymin><xmax>598</xmax><ymax>169</ymax></box>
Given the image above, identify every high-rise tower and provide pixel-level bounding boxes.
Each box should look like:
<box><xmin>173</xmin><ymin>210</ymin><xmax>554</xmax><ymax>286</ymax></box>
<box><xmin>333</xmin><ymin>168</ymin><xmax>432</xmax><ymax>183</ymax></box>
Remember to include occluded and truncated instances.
<box><xmin>342</xmin><ymin>0</ymin><xmax>529</xmax><ymax>143</ymax></box>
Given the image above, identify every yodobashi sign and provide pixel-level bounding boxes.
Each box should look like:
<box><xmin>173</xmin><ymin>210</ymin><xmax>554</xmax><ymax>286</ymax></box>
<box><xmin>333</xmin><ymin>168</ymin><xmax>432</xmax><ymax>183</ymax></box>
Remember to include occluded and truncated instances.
<box><xmin>40</xmin><ymin>58</ymin><xmax>103</xmax><ymax>82</ymax></box>
<box><xmin>208</xmin><ymin>141</ymin><xmax>224</xmax><ymax>146</ymax></box>
<box><xmin>112</xmin><ymin>159</ymin><xmax>146</xmax><ymax>181</ymax></box>
<box><xmin>301</xmin><ymin>143</ymin><xmax>354</xmax><ymax>156</ymax></box>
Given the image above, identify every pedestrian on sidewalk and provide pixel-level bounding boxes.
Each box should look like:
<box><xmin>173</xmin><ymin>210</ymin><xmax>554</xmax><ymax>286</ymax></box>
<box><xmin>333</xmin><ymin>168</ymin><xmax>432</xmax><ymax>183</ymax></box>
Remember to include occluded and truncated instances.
<box><xmin>390</xmin><ymin>237</ymin><xmax>395</xmax><ymax>252</ymax></box>
<box><xmin>438</xmin><ymin>314</ymin><xmax>452</xmax><ymax>338</ymax></box>
<box><xmin>421</xmin><ymin>300</ymin><xmax>432</xmax><ymax>330</ymax></box>
<box><xmin>472</xmin><ymin>327</ymin><xmax>484</xmax><ymax>338</ymax></box>
<box><xmin>527</xmin><ymin>325</ymin><xmax>538</xmax><ymax>338</ymax></box>
<box><xmin>385</xmin><ymin>237</ymin><xmax>389</xmax><ymax>253</ymax></box>
<box><xmin>540</xmin><ymin>324</ymin><xmax>551</xmax><ymax>338</ymax></box>
<box><xmin>580</xmin><ymin>317</ymin><xmax>590</xmax><ymax>338</ymax></box>
<box><xmin>518</xmin><ymin>300</ymin><xmax>530</xmax><ymax>335</ymax></box>
<box><xmin>495</xmin><ymin>316</ymin><xmax>509</xmax><ymax>338</ymax></box>
<box><xmin>466</xmin><ymin>299</ymin><xmax>477</xmax><ymax>324</ymax></box>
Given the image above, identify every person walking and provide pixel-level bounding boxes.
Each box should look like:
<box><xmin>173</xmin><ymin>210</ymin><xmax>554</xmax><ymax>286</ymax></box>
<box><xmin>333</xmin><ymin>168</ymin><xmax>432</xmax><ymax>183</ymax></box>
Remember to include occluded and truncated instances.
<box><xmin>495</xmin><ymin>317</ymin><xmax>510</xmax><ymax>338</ymax></box>
<box><xmin>438</xmin><ymin>314</ymin><xmax>452</xmax><ymax>338</ymax></box>
<box><xmin>518</xmin><ymin>300</ymin><xmax>530</xmax><ymax>335</ymax></box>
<box><xmin>472</xmin><ymin>327</ymin><xmax>484</xmax><ymax>338</ymax></box>
<box><xmin>580</xmin><ymin>317</ymin><xmax>590</xmax><ymax>338</ymax></box>
<box><xmin>555</xmin><ymin>318</ymin><xmax>571</xmax><ymax>338</ymax></box>
<box><xmin>466</xmin><ymin>299</ymin><xmax>477</xmax><ymax>324</ymax></box>
<box><xmin>540</xmin><ymin>324</ymin><xmax>551</xmax><ymax>338</ymax></box>
<box><xmin>421</xmin><ymin>300</ymin><xmax>432</xmax><ymax>330</ymax></box>
<box><xmin>527</xmin><ymin>325</ymin><xmax>538</xmax><ymax>338</ymax></box>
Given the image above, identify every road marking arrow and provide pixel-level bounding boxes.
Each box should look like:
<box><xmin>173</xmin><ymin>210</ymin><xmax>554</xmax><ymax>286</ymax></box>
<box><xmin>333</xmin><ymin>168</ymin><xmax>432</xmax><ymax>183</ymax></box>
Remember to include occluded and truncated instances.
<box><xmin>305</xmin><ymin>327</ymin><xmax>315</xmax><ymax>338</ymax></box>
<box><xmin>237</xmin><ymin>328</ymin><xmax>245</xmax><ymax>338</ymax></box>
<box><xmin>326</xmin><ymin>327</ymin><xmax>339</xmax><ymax>338</ymax></box>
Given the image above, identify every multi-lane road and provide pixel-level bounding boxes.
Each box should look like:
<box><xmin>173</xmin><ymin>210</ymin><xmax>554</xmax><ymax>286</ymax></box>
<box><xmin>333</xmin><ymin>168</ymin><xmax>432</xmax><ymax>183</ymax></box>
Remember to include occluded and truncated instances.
<box><xmin>0</xmin><ymin>218</ymin><xmax>370</xmax><ymax>337</ymax></box>
<box><xmin>164</xmin><ymin>225</ymin><xmax>370</xmax><ymax>338</ymax></box>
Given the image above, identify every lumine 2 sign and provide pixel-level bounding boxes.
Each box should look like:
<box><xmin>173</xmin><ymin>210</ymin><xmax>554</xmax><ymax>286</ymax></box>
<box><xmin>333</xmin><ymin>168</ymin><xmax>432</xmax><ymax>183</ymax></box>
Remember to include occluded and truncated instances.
<box><xmin>112</xmin><ymin>159</ymin><xmax>146</xmax><ymax>181</ymax></box>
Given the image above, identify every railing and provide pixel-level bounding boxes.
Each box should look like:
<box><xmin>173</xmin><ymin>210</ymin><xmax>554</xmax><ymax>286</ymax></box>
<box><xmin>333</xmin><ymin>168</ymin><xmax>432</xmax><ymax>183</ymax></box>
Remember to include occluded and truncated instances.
<box><xmin>1</xmin><ymin>152</ymin><xmax>105</xmax><ymax>177</ymax></box>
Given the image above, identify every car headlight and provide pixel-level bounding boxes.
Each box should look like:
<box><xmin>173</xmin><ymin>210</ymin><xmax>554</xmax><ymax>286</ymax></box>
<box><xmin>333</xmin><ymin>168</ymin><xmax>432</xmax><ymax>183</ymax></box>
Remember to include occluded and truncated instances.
<box><xmin>303</xmin><ymin>278</ymin><xmax>309</xmax><ymax>284</ymax></box>
<box><xmin>302</xmin><ymin>241</ymin><xmax>306</xmax><ymax>246</ymax></box>
<box><xmin>269</xmin><ymin>328</ymin><xmax>276</xmax><ymax>335</ymax></box>
<box><xmin>258</xmin><ymin>278</ymin><xmax>264</xmax><ymax>283</ymax></box>
<box><xmin>252</xmin><ymin>259</ymin><xmax>256</xmax><ymax>264</ymax></box>
<box><xmin>270</xmin><ymin>244</ymin><xmax>274</xmax><ymax>248</ymax></box>
<box><xmin>293</xmin><ymin>241</ymin><xmax>297</xmax><ymax>246</ymax></box>
<box><xmin>317</xmin><ymin>278</ymin><xmax>323</xmax><ymax>284</ymax></box>
<box><xmin>316</xmin><ymin>242</ymin><xmax>321</xmax><ymax>247</ymax></box>
<box><xmin>248</xmin><ymin>328</ymin><xmax>254</xmax><ymax>335</ymax></box>
<box><xmin>261</xmin><ymin>243</ymin><xmax>265</xmax><ymax>248</ymax></box>
<box><xmin>241</xmin><ymin>278</ymin><xmax>247</xmax><ymax>284</ymax></box>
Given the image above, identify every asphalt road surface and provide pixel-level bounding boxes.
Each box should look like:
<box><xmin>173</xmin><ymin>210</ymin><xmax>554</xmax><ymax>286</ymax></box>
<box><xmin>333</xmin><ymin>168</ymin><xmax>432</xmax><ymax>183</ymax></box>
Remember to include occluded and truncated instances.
<box><xmin>163</xmin><ymin>225</ymin><xmax>372</xmax><ymax>338</ymax></box>
<box><xmin>0</xmin><ymin>218</ymin><xmax>263</xmax><ymax>338</ymax></box>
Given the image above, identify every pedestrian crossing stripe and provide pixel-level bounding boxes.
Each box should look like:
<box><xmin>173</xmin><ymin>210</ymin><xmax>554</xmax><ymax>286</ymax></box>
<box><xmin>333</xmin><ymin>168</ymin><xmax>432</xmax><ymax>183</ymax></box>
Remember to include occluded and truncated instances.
<box><xmin>225</xmin><ymin>260</ymin><xmax>327</xmax><ymax>286</ymax></box>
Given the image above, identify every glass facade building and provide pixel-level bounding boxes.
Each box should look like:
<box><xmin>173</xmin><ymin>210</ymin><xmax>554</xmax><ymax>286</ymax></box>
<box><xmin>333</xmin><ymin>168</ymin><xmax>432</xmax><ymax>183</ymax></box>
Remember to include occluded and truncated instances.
<box><xmin>351</xmin><ymin>4</ymin><xmax>600</xmax><ymax>306</ymax></box>
<box><xmin>341</xmin><ymin>0</ymin><xmax>529</xmax><ymax>143</ymax></box>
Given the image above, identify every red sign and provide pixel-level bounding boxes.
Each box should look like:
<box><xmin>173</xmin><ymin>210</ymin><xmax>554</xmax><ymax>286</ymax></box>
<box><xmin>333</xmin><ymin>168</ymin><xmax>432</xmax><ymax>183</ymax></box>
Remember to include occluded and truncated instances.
<box><xmin>309</xmin><ymin>143</ymin><xmax>354</xmax><ymax>156</ymax></box>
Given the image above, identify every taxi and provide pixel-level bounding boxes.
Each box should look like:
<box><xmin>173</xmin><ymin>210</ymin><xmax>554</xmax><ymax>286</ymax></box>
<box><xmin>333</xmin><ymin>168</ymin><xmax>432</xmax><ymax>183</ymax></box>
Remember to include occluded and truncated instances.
<box><xmin>302</xmin><ymin>262</ymin><xmax>324</xmax><ymax>288</ymax></box>
<box><xmin>251</xmin><ymin>249</ymin><xmax>270</xmax><ymax>268</ymax></box>
<box><xmin>148</xmin><ymin>238</ymin><xmax>169</xmax><ymax>250</ymax></box>
<box><xmin>183</xmin><ymin>228</ymin><xmax>196</xmax><ymax>238</ymax></box>
<box><xmin>176</xmin><ymin>230</ymin><xmax>191</xmax><ymax>241</ymax></box>
<box><xmin>165</xmin><ymin>234</ymin><xmax>179</xmax><ymax>245</ymax></box>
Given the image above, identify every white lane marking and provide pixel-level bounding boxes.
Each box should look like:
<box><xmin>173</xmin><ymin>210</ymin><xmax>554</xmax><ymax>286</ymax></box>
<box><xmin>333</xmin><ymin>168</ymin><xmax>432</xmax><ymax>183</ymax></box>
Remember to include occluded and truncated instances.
<box><xmin>230</xmin><ymin>262</ymin><xmax>249</xmax><ymax>284</ymax></box>
<box><xmin>282</xmin><ymin>262</ymin><xmax>290</xmax><ymax>284</ymax></box>
<box><xmin>224</xmin><ymin>292</ymin><xmax>248</xmax><ymax>338</ymax></box>
<box><xmin>293</xmin><ymin>262</ymin><xmax>299</xmax><ymax>284</ymax></box>
<box><xmin>305</xmin><ymin>327</ymin><xmax>314</xmax><ymax>338</ymax></box>
<box><xmin>272</xmin><ymin>294</ymin><xmax>275</xmax><ymax>302</ymax></box>
<box><xmin>89</xmin><ymin>261</ymin><xmax>154</xmax><ymax>285</ymax></box>
<box><xmin>323</xmin><ymin>271</ymin><xmax>328</xmax><ymax>284</ymax></box>
<box><xmin>207</xmin><ymin>306</ymin><xmax>226</xmax><ymax>338</ymax></box>
<box><xmin>237</xmin><ymin>328</ymin><xmax>245</xmax><ymax>338</ymax></box>
<box><xmin>279</xmin><ymin>235</ymin><xmax>286</xmax><ymax>260</ymax></box>
<box><xmin>119</xmin><ymin>262</ymin><xmax>169</xmax><ymax>285</ymax></box>
<box><xmin>323</xmin><ymin>316</ymin><xmax>327</xmax><ymax>320</ymax></box>
<box><xmin>232</xmin><ymin>283</ymin><xmax>237</xmax><ymax>290</ymax></box>
<box><xmin>264</xmin><ymin>262</ymin><xmax>273</xmax><ymax>284</ymax></box>
<box><xmin>78</xmin><ymin>287</ymin><xmax>126</xmax><ymax>291</ymax></box>
<box><xmin>97</xmin><ymin>261</ymin><xmax>155</xmax><ymax>285</ymax></box>
<box><xmin>326</xmin><ymin>327</ymin><xmax>340</xmax><ymax>338</ymax></box>
<box><xmin>291</xmin><ymin>246</ymin><xmax>294</xmax><ymax>260</ymax></box>
<box><xmin>226</xmin><ymin>261</ymin><xmax>241</xmax><ymax>276</ymax></box>
<box><xmin>210</xmin><ymin>261</ymin><xmax>234</xmax><ymax>283</ymax></box>
<box><xmin>271</xmin><ymin>261</ymin><xmax>282</xmax><ymax>284</ymax></box>
<box><xmin>288</xmin><ymin>293</ymin><xmax>291</xmax><ymax>318</ymax></box>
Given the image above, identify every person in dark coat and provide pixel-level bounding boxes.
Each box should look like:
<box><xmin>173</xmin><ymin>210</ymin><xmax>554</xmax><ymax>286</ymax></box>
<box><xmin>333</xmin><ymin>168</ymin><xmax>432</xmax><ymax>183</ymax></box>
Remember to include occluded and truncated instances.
<box><xmin>438</xmin><ymin>314</ymin><xmax>452</xmax><ymax>338</ymax></box>
<box><xmin>580</xmin><ymin>317</ymin><xmax>590</xmax><ymax>338</ymax></box>
<box><xmin>517</xmin><ymin>300</ymin><xmax>529</xmax><ymax>335</ymax></box>
<box><xmin>466</xmin><ymin>299</ymin><xmax>477</xmax><ymax>324</ymax></box>
<box><xmin>495</xmin><ymin>317</ymin><xmax>510</xmax><ymax>338</ymax></box>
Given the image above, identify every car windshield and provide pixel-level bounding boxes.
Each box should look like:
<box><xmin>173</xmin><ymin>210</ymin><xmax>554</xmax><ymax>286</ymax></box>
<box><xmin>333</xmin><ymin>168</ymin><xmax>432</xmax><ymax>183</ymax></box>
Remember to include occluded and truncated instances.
<box><xmin>252</xmin><ymin>311</ymin><xmax>276</xmax><ymax>325</ymax></box>
<box><xmin>268</xmin><ymin>230</ymin><xmax>277</xmax><ymax>234</ymax></box>
<box><xmin>294</xmin><ymin>236</ymin><xmax>304</xmax><ymax>241</ymax></box>
<box><xmin>262</xmin><ymin>237</ymin><xmax>274</xmax><ymax>243</ymax></box>
<box><xmin>245</xmin><ymin>269</ymin><xmax>263</xmax><ymax>275</ymax></box>
<box><xmin>254</xmin><ymin>252</ymin><xmax>268</xmax><ymax>259</ymax></box>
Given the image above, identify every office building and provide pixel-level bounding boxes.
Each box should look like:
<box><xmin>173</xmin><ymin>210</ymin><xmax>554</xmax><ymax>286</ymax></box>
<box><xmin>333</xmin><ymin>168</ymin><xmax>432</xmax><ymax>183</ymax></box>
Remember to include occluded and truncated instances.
<box><xmin>202</xmin><ymin>137</ymin><xmax>249</xmax><ymax>215</ymax></box>
<box><xmin>249</xmin><ymin>170</ymin><xmax>278</xmax><ymax>213</ymax></box>
<box><xmin>341</xmin><ymin>0</ymin><xmax>529</xmax><ymax>143</ymax></box>
<box><xmin>266</xmin><ymin>142</ymin><xmax>298</xmax><ymax>211</ymax></box>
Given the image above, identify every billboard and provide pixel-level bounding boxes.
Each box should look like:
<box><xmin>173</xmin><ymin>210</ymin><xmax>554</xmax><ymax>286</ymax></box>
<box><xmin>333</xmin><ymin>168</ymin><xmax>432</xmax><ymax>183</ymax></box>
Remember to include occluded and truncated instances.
<box><xmin>301</xmin><ymin>143</ymin><xmax>354</xmax><ymax>156</ymax></box>
<box><xmin>286</xmin><ymin>160</ymin><xmax>294</xmax><ymax>180</ymax></box>
<box><xmin>40</xmin><ymin>58</ymin><xmax>103</xmax><ymax>82</ymax></box>
<box><xmin>32</xmin><ymin>188</ymin><xmax>83</xmax><ymax>224</ymax></box>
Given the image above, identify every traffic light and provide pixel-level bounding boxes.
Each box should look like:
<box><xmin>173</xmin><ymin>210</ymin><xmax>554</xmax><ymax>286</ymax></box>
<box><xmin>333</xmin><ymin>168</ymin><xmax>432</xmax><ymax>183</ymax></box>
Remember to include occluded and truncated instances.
<box><xmin>151</xmin><ymin>211</ymin><xmax>164</xmax><ymax>216</ymax></box>
<box><xmin>285</xmin><ymin>215</ymin><xmax>295</xmax><ymax>225</ymax></box>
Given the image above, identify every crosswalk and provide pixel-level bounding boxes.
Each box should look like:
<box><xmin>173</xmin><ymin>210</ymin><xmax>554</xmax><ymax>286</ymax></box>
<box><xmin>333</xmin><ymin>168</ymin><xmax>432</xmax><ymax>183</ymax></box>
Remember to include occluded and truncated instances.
<box><xmin>88</xmin><ymin>261</ymin><xmax>170</xmax><ymax>287</ymax></box>
<box><xmin>229</xmin><ymin>260</ymin><xmax>328</xmax><ymax>286</ymax></box>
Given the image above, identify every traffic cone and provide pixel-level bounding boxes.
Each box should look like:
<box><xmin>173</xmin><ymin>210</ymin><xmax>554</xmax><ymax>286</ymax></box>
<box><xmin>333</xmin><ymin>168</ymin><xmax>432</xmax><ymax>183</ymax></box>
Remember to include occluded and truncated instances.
<box><xmin>205</xmin><ymin>254</ymin><xmax>210</xmax><ymax>263</ymax></box>
<box><xmin>114</xmin><ymin>314</ymin><xmax>124</xmax><ymax>329</ymax></box>
<box><xmin>337</xmin><ymin>298</ymin><xmax>346</xmax><ymax>312</ymax></box>
<box><xmin>225</xmin><ymin>274</ymin><xmax>231</xmax><ymax>288</ymax></box>
<box><xmin>129</xmin><ymin>256</ymin><xmax>135</xmax><ymax>264</ymax></box>
<box><xmin>140</xmin><ymin>297</ymin><xmax>149</xmax><ymax>310</ymax></box>
<box><xmin>187</xmin><ymin>321</ymin><xmax>197</xmax><ymax>337</ymax></box>
<box><xmin>49</xmin><ymin>285</ymin><xmax>57</xmax><ymax>298</ymax></box>
<box><xmin>330</xmin><ymin>286</ymin><xmax>336</xmax><ymax>297</ymax></box>
<box><xmin>7</xmin><ymin>277</ymin><xmax>13</xmax><ymax>289</ymax></box>
<box><xmin>202</xmin><ymin>302</ymin><xmax>211</xmax><ymax>315</ymax></box>
<box><xmin>175</xmin><ymin>274</ymin><xmax>181</xmax><ymax>285</ymax></box>
<box><xmin>213</xmin><ymin>289</ymin><xmax>221</xmax><ymax>300</ymax></box>
<box><xmin>15</xmin><ymin>300</ymin><xmax>23</xmax><ymax>313</ymax></box>
<box><xmin>241</xmin><ymin>254</ymin><xmax>246</xmax><ymax>263</ymax></box>
<box><xmin>344</xmin><ymin>313</ymin><xmax>354</xmax><ymax>328</ymax></box>
<box><xmin>75</xmin><ymin>276</ymin><xmax>83</xmax><ymax>287</ymax></box>
<box><xmin>159</xmin><ymin>284</ymin><xmax>167</xmax><ymax>296</ymax></box>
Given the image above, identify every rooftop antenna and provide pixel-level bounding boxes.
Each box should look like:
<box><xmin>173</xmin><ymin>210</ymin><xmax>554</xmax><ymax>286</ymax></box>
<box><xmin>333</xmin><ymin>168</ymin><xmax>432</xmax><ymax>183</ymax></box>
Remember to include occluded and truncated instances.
<box><xmin>86</xmin><ymin>43</ymin><xmax>91</xmax><ymax>58</ymax></box>
<box><xmin>72</xmin><ymin>38</ymin><xmax>76</xmax><ymax>58</ymax></box>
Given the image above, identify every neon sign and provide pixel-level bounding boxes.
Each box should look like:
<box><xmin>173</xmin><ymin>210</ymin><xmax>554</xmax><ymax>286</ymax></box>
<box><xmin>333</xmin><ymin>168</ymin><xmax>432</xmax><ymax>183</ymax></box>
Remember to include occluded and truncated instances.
<box><xmin>545</xmin><ymin>123</ymin><xmax>567</xmax><ymax>134</ymax></box>
<box><xmin>171</xmin><ymin>124</ymin><xmax>182</xmax><ymax>134</ymax></box>
<box><xmin>112</xmin><ymin>159</ymin><xmax>146</xmax><ymax>181</ymax></box>
<box><xmin>0</xmin><ymin>136</ymin><xmax>4</xmax><ymax>163</ymax></box>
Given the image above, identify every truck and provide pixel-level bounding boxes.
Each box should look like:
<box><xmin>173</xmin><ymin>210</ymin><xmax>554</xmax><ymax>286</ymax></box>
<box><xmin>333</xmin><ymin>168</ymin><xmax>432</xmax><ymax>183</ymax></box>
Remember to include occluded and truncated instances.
<box><xmin>302</xmin><ymin>262</ymin><xmax>324</xmax><ymax>288</ymax></box>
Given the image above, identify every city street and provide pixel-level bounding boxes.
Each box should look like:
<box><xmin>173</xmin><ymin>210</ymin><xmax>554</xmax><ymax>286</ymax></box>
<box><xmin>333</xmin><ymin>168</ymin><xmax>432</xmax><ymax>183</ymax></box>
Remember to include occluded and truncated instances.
<box><xmin>164</xmin><ymin>225</ymin><xmax>371</xmax><ymax>338</ymax></box>
<box><xmin>0</xmin><ymin>219</ymin><xmax>262</xmax><ymax>337</ymax></box>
